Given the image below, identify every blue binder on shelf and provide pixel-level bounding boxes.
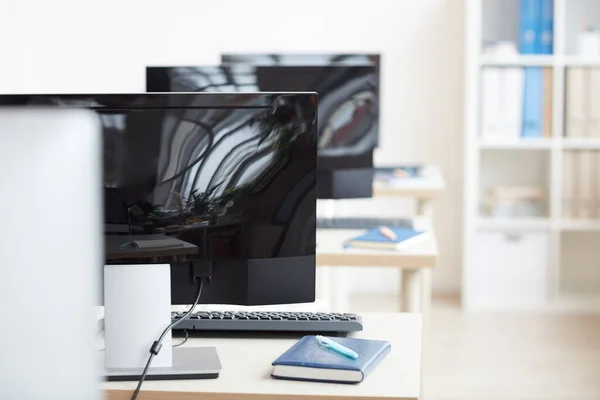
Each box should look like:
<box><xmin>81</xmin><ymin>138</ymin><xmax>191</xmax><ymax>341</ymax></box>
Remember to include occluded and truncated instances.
<box><xmin>540</xmin><ymin>0</ymin><xmax>554</xmax><ymax>54</ymax></box>
<box><xmin>522</xmin><ymin>67</ymin><xmax>544</xmax><ymax>138</ymax></box>
<box><xmin>519</xmin><ymin>0</ymin><xmax>542</xmax><ymax>54</ymax></box>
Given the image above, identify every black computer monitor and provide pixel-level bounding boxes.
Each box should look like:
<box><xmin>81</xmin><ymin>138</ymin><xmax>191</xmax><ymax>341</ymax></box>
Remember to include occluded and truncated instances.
<box><xmin>146</xmin><ymin>65</ymin><xmax>378</xmax><ymax>199</ymax></box>
<box><xmin>220</xmin><ymin>53</ymin><xmax>381</xmax><ymax>147</ymax></box>
<box><xmin>221</xmin><ymin>53</ymin><xmax>379</xmax><ymax>66</ymax></box>
<box><xmin>0</xmin><ymin>93</ymin><xmax>318</xmax><ymax>306</ymax></box>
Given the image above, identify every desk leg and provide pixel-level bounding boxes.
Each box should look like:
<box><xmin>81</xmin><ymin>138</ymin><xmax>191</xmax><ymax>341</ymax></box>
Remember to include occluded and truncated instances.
<box><xmin>416</xmin><ymin>198</ymin><xmax>434</xmax><ymax>217</ymax></box>
<box><xmin>401</xmin><ymin>269</ymin><xmax>432</xmax><ymax>323</ymax></box>
<box><xmin>401</xmin><ymin>269</ymin><xmax>420</xmax><ymax>312</ymax></box>
<box><xmin>420</xmin><ymin>269</ymin><xmax>432</xmax><ymax>330</ymax></box>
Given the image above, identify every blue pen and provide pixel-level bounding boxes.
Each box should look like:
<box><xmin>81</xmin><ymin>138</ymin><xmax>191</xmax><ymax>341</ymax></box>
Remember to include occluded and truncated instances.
<box><xmin>316</xmin><ymin>335</ymin><xmax>359</xmax><ymax>359</ymax></box>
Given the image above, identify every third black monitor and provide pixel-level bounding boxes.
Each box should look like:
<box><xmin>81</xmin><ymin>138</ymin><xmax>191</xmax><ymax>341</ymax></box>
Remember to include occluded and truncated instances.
<box><xmin>147</xmin><ymin>64</ymin><xmax>378</xmax><ymax>199</ymax></box>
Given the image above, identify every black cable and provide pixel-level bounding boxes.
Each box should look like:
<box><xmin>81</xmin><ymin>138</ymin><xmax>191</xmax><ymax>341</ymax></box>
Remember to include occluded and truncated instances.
<box><xmin>172</xmin><ymin>330</ymin><xmax>189</xmax><ymax>348</ymax></box>
<box><xmin>130</xmin><ymin>279</ymin><xmax>205</xmax><ymax>400</ymax></box>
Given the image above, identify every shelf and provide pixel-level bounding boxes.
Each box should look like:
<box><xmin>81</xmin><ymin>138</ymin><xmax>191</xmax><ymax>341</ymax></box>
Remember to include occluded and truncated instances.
<box><xmin>563</xmin><ymin>56</ymin><xmax>600</xmax><ymax>67</ymax></box>
<box><xmin>478</xmin><ymin>217</ymin><xmax>551</xmax><ymax>231</ymax></box>
<box><xmin>560</xmin><ymin>219</ymin><xmax>600</xmax><ymax>231</ymax></box>
<box><xmin>479</xmin><ymin>139</ymin><xmax>554</xmax><ymax>149</ymax></box>
<box><xmin>477</xmin><ymin>218</ymin><xmax>600</xmax><ymax>232</ymax></box>
<box><xmin>466</xmin><ymin>0</ymin><xmax>600</xmax><ymax>312</ymax></box>
<box><xmin>480</xmin><ymin>54</ymin><xmax>554</xmax><ymax>67</ymax></box>
<box><xmin>561</xmin><ymin>138</ymin><xmax>600</xmax><ymax>150</ymax></box>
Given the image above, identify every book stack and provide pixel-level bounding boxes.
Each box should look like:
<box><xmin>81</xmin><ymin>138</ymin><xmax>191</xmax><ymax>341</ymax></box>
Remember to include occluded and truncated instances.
<box><xmin>565</xmin><ymin>68</ymin><xmax>600</xmax><ymax>139</ymax></box>
<box><xmin>480</xmin><ymin>0</ymin><xmax>554</xmax><ymax>142</ymax></box>
<box><xmin>485</xmin><ymin>185</ymin><xmax>545</xmax><ymax>218</ymax></box>
<box><xmin>562</xmin><ymin>150</ymin><xmax>600</xmax><ymax>219</ymax></box>
<box><xmin>481</xmin><ymin>67</ymin><xmax>552</xmax><ymax>141</ymax></box>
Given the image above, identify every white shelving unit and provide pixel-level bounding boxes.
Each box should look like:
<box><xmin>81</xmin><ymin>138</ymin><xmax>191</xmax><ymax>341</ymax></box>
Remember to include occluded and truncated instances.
<box><xmin>464</xmin><ymin>0</ymin><xmax>600</xmax><ymax>311</ymax></box>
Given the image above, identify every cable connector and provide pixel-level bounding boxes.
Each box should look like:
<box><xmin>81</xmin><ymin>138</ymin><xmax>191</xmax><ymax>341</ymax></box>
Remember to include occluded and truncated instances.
<box><xmin>150</xmin><ymin>341</ymin><xmax>162</xmax><ymax>356</ymax></box>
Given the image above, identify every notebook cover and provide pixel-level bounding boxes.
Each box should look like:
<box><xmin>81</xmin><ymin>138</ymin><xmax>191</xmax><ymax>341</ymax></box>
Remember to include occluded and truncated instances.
<box><xmin>375</xmin><ymin>166</ymin><xmax>421</xmax><ymax>180</ymax></box>
<box><xmin>344</xmin><ymin>227</ymin><xmax>426</xmax><ymax>250</ymax></box>
<box><xmin>272</xmin><ymin>335</ymin><xmax>391</xmax><ymax>383</ymax></box>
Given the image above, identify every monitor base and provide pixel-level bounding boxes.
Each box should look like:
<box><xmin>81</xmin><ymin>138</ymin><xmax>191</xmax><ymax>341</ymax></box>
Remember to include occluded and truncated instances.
<box><xmin>101</xmin><ymin>347</ymin><xmax>221</xmax><ymax>381</ymax></box>
<box><xmin>317</xmin><ymin>168</ymin><xmax>374</xmax><ymax>199</ymax></box>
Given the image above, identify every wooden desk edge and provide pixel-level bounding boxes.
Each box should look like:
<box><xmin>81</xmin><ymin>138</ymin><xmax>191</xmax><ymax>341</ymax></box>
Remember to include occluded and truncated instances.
<box><xmin>372</xmin><ymin>164</ymin><xmax>446</xmax><ymax>198</ymax></box>
<box><xmin>373</xmin><ymin>186</ymin><xmax>445</xmax><ymax>198</ymax></box>
<box><xmin>106</xmin><ymin>389</ymin><xmax>418</xmax><ymax>400</ymax></box>
<box><xmin>316</xmin><ymin>253</ymin><xmax>437</xmax><ymax>269</ymax></box>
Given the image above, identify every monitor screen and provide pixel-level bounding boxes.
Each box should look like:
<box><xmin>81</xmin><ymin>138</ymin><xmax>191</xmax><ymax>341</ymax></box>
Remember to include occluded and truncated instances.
<box><xmin>146</xmin><ymin>65</ymin><xmax>378</xmax><ymax>171</ymax></box>
<box><xmin>0</xmin><ymin>93</ymin><xmax>317</xmax><ymax>271</ymax></box>
<box><xmin>220</xmin><ymin>53</ymin><xmax>381</xmax><ymax>147</ymax></box>
<box><xmin>0</xmin><ymin>93</ymin><xmax>318</xmax><ymax>305</ymax></box>
<box><xmin>221</xmin><ymin>53</ymin><xmax>379</xmax><ymax>67</ymax></box>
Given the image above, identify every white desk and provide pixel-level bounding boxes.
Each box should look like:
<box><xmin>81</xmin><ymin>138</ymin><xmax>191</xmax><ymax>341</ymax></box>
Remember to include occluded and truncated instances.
<box><xmin>364</xmin><ymin>164</ymin><xmax>444</xmax><ymax>318</ymax></box>
<box><xmin>103</xmin><ymin>313</ymin><xmax>422</xmax><ymax>400</ymax></box>
<box><xmin>373</xmin><ymin>165</ymin><xmax>445</xmax><ymax>216</ymax></box>
<box><xmin>316</xmin><ymin>218</ymin><xmax>438</xmax><ymax>314</ymax></box>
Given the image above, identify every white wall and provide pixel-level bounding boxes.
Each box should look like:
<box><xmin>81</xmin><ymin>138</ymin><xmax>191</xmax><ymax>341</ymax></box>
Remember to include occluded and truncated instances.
<box><xmin>1</xmin><ymin>0</ymin><xmax>465</xmax><ymax>295</ymax></box>
<box><xmin>0</xmin><ymin>1</ymin><xmax>9</xmax><ymax>93</ymax></box>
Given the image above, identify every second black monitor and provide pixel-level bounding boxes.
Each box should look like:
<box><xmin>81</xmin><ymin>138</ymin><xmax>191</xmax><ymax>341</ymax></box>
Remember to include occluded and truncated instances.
<box><xmin>147</xmin><ymin>64</ymin><xmax>378</xmax><ymax>199</ymax></box>
<box><xmin>221</xmin><ymin>53</ymin><xmax>381</xmax><ymax>147</ymax></box>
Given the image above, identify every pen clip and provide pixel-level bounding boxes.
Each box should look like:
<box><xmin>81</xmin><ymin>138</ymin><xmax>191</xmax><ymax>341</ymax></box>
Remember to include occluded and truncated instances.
<box><xmin>316</xmin><ymin>335</ymin><xmax>359</xmax><ymax>359</ymax></box>
<box><xmin>316</xmin><ymin>336</ymin><xmax>333</xmax><ymax>350</ymax></box>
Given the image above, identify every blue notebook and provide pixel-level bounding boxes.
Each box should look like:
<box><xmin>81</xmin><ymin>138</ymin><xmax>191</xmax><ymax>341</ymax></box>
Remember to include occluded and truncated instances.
<box><xmin>271</xmin><ymin>335</ymin><xmax>391</xmax><ymax>384</ymax></box>
<box><xmin>374</xmin><ymin>166</ymin><xmax>422</xmax><ymax>181</ymax></box>
<box><xmin>344</xmin><ymin>227</ymin><xmax>429</xmax><ymax>251</ymax></box>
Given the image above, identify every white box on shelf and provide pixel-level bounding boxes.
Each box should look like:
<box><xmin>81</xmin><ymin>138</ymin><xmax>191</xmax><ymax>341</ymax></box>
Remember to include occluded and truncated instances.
<box><xmin>472</xmin><ymin>231</ymin><xmax>548</xmax><ymax>309</ymax></box>
<box><xmin>577</xmin><ymin>28</ymin><xmax>600</xmax><ymax>57</ymax></box>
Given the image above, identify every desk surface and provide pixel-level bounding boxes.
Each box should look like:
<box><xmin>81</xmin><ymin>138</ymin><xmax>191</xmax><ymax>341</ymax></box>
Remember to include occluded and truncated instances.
<box><xmin>316</xmin><ymin>218</ymin><xmax>438</xmax><ymax>268</ymax></box>
<box><xmin>373</xmin><ymin>165</ymin><xmax>445</xmax><ymax>198</ymax></box>
<box><xmin>104</xmin><ymin>313</ymin><xmax>422</xmax><ymax>400</ymax></box>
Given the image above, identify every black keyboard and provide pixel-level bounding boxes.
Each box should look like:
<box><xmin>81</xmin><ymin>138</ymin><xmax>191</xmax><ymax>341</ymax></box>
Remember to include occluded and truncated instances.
<box><xmin>316</xmin><ymin>217</ymin><xmax>412</xmax><ymax>230</ymax></box>
<box><xmin>171</xmin><ymin>311</ymin><xmax>363</xmax><ymax>333</ymax></box>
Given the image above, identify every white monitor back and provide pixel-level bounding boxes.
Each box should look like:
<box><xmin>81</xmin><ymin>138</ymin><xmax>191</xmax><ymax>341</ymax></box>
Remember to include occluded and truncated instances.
<box><xmin>0</xmin><ymin>108</ymin><xmax>102</xmax><ymax>400</ymax></box>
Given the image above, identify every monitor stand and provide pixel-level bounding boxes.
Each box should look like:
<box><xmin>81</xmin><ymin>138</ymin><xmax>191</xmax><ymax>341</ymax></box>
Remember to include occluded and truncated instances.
<box><xmin>102</xmin><ymin>264</ymin><xmax>221</xmax><ymax>381</ymax></box>
<box><xmin>100</xmin><ymin>347</ymin><xmax>220</xmax><ymax>381</ymax></box>
<box><xmin>317</xmin><ymin>168</ymin><xmax>374</xmax><ymax>199</ymax></box>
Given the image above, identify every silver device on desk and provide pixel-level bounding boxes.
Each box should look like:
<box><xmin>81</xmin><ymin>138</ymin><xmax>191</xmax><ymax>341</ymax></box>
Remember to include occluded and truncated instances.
<box><xmin>0</xmin><ymin>109</ymin><xmax>102</xmax><ymax>400</ymax></box>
